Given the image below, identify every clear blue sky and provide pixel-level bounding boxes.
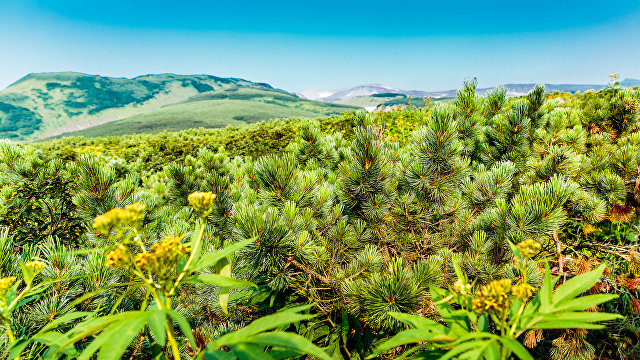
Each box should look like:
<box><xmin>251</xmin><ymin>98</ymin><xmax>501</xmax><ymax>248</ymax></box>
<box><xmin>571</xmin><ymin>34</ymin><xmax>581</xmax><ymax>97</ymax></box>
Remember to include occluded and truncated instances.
<box><xmin>1</xmin><ymin>0</ymin><xmax>639</xmax><ymax>92</ymax></box>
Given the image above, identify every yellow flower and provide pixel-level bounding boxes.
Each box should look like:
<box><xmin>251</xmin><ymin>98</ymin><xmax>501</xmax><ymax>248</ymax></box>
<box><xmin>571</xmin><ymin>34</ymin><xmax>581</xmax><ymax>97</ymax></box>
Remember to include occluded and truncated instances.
<box><xmin>134</xmin><ymin>236</ymin><xmax>190</xmax><ymax>283</ymax></box>
<box><xmin>0</xmin><ymin>277</ymin><xmax>16</xmax><ymax>291</ymax></box>
<box><xmin>25</xmin><ymin>260</ymin><xmax>45</xmax><ymax>275</ymax></box>
<box><xmin>511</xmin><ymin>283</ymin><xmax>535</xmax><ymax>301</ymax></box>
<box><xmin>472</xmin><ymin>279</ymin><xmax>513</xmax><ymax>314</ymax></box>
<box><xmin>516</xmin><ymin>239</ymin><xmax>541</xmax><ymax>259</ymax></box>
<box><xmin>105</xmin><ymin>245</ymin><xmax>132</xmax><ymax>269</ymax></box>
<box><xmin>93</xmin><ymin>203</ymin><xmax>146</xmax><ymax>235</ymax></box>
<box><xmin>188</xmin><ymin>192</ymin><xmax>216</xmax><ymax>217</ymax></box>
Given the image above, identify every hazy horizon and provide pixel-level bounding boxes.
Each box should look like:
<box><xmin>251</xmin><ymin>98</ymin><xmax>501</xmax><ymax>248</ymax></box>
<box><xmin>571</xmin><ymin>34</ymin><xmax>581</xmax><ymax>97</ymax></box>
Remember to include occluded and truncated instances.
<box><xmin>1</xmin><ymin>0</ymin><xmax>639</xmax><ymax>93</ymax></box>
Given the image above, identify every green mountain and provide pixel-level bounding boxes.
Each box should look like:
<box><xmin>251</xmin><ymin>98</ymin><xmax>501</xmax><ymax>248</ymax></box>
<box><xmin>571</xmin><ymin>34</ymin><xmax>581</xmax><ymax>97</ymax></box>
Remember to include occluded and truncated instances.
<box><xmin>0</xmin><ymin>72</ymin><xmax>357</xmax><ymax>140</ymax></box>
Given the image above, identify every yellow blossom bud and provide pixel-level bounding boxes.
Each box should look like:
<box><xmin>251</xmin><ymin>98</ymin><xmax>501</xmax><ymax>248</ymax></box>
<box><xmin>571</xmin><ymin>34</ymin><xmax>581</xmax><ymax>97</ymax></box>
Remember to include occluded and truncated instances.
<box><xmin>25</xmin><ymin>260</ymin><xmax>45</xmax><ymax>275</ymax></box>
<box><xmin>516</xmin><ymin>239</ymin><xmax>541</xmax><ymax>259</ymax></box>
<box><xmin>188</xmin><ymin>192</ymin><xmax>216</xmax><ymax>217</ymax></box>
<box><xmin>453</xmin><ymin>279</ymin><xmax>473</xmax><ymax>295</ymax></box>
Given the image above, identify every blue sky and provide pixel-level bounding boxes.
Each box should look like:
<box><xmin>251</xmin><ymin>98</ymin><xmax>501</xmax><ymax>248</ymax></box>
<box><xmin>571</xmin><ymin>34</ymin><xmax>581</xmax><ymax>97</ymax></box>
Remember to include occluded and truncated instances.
<box><xmin>1</xmin><ymin>0</ymin><xmax>639</xmax><ymax>92</ymax></box>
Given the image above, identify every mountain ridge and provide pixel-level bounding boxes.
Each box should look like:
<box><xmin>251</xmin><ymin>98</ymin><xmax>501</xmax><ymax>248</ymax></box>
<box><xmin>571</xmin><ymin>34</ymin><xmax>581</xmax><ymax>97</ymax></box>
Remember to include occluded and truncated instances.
<box><xmin>300</xmin><ymin>79</ymin><xmax>640</xmax><ymax>103</ymax></box>
<box><xmin>0</xmin><ymin>72</ymin><xmax>356</xmax><ymax>140</ymax></box>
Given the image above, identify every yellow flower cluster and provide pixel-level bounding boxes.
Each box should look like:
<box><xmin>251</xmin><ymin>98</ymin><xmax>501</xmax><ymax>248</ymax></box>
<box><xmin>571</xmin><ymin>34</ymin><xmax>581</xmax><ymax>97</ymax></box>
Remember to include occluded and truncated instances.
<box><xmin>94</xmin><ymin>203</ymin><xmax>146</xmax><ymax>235</ymax></box>
<box><xmin>472</xmin><ymin>279</ymin><xmax>537</xmax><ymax>314</ymax></box>
<box><xmin>105</xmin><ymin>245</ymin><xmax>133</xmax><ymax>269</ymax></box>
<box><xmin>516</xmin><ymin>239</ymin><xmax>541</xmax><ymax>259</ymax></box>
<box><xmin>511</xmin><ymin>283</ymin><xmax>535</xmax><ymax>301</ymax></box>
<box><xmin>188</xmin><ymin>192</ymin><xmax>216</xmax><ymax>217</ymax></box>
<box><xmin>25</xmin><ymin>260</ymin><xmax>45</xmax><ymax>274</ymax></box>
<box><xmin>472</xmin><ymin>279</ymin><xmax>513</xmax><ymax>314</ymax></box>
<box><xmin>134</xmin><ymin>236</ymin><xmax>190</xmax><ymax>282</ymax></box>
<box><xmin>0</xmin><ymin>276</ymin><xmax>16</xmax><ymax>292</ymax></box>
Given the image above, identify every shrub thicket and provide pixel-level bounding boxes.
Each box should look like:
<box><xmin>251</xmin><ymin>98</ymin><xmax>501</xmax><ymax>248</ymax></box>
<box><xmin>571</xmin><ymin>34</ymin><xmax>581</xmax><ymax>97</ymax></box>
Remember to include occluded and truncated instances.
<box><xmin>1</xmin><ymin>83</ymin><xmax>639</xmax><ymax>359</ymax></box>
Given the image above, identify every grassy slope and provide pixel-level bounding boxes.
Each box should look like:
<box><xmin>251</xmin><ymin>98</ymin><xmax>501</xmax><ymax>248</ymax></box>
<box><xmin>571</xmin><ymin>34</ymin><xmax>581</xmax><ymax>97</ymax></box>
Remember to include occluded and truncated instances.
<box><xmin>50</xmin><ymin>87</ymin><xmax>356</xmax><ymax>138</ymax></box>
<box><xmin>0</xmin><ymin>72</ymin><xmax>356</xmax><ymax>141</ymax></box>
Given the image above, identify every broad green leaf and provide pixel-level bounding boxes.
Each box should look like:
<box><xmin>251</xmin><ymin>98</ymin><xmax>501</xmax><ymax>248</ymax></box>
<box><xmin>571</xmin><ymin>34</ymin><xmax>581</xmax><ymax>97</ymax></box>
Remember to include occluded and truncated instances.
<box><xmin>552</xmin><ymin>293</ymin><xmax>618</xmax><ymax>312</ymax></box>
<box><xmin>542</xmin><ymin>312</ymin><xmax>622</xmax><ymax>323</ymax></box>
<box><xmin>229</xmin><ymin>343</ymin><xmax>274</xmax><ymax>360</ymax></box>
<box><xmin>185</xmin><ymin>274</ymin><xmax>257</xmax><ymax>289</ymax></box>
<box><xmin>430</xmin><ymin>286</ymin><xmax>471</xmax><ymax>335</ymax></box>
<box><xmin>539</xmin><ymin>263</ymin><xmax>553</xmax><ymax>311</ymax></box>
<box><xmin>219</xmin><ymin>261</ymin><xmax>232</xmax><ymax>315</ymax></box>
<box><xmin>40</xmin><ymin>311</ymin><xmax>93</xmax><ymax>333</ymax></box>
<box><xmin>366</xmin><ymin>329</ymin><xmax>450</xmax><ymax>358</ymax></box>
<box><xmin>51</xmin><ymin>311</ymin><xmax>148</xmax><ymax>356</ymax></box>
<box><xmin>500</xmin><ymin>337</ymin><xmax>534</xmax><ymax>360</ymax></box>
<box><xmin>553</xmin><ymin>264</ymin><xmax>606</xmax><ymax>306</ymax></box>
<box><xmin>246</xmin><ymin>331</ymin><xmax>332</xmax><ymax>360</ymax></box>
<box><xmin>8</xmin><ymin>338</ymin><xmax>30</xmax><ymax>360</ymax></box>
<box><xmin>166</xmin><ymin>309</ymin><xmax>197</xmax><ymax>349</ymax></box>
<box><xmin>35</xmin><ymin>331</ymin><xmax>78</xmax><ymax>359</ymax></box>
<box><xmin>389</xmin><ymin>312</ymin><xmax>445</xmax><ymax>329</ymax></box>
<box><xmin>440</xmin><ymin>340</ymin><xmax>485</xmax><ymax>360</ymax></box>
<box><xmin>193</xmin><ymin>238</ymin><xmax>255</xmax><ymax>272</ymax></box>
<box><xmin>532</xmin><ymin>320</ymin><xmax>607</xmax><ymax>329</ymax></box>
<box><xmin>97</xmin><ymin>315</ymin><xmax>149</xmax><ymax>360</ymax></box>
<box><xmin>148</xmin><ymin>310</ymin><xmax>167</xmax><ymax>346</ymax></box>
<box><xmin>211</xmin><ymin>305</ymin><xmax>315</xmax><ymax>347</ymax></box>
<box><xmin>203</xmin><ymin>349</ymin><xmax>235</xmax><ymax>360</ymax></box>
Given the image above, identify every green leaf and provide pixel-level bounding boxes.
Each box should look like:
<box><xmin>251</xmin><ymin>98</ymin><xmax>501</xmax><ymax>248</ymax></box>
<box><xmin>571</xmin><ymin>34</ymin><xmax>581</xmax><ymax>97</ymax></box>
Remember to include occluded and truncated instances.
<box><xmin>531</xmin><ymin>321</ymin><xmax>607</xmax><ymax>329</ymax></box>
<box><xmin>8</xmin><ymin>339</ymin><xmax>31</xmax><ymax>360</ymax></box>
<box><xmin>500</xmin><ymin>337</ymin><xmax>534</xmax><ymax>360</ymax></box>
<box><xmin>430</xmin><ymin>286</ymin><xmax>471</xmax><ymax>335</ymax></box>
<box><xmin>367</xmin><ymin>329</ymin><xmax>449</xmax><ymax>358</ymax></box>
<box><xmin>539</xmin><ymin>262</ymin><xmax>553</xmax><ymax>311</ymax></box>
<box><xmin>40</xmin><ymin>311</ymin><xmax>93</xmax><ymax>333</ymax></box>
<box><xmin>389</xmin><ymin>312</ymin><xmax>444</xmax><ymax>329</ymax></box>
<box><xmin>229</xmin><ymin>343</ymin><xmax>274</xmax><ymax>360</ymax></box>
<box><xmin>552</xmin><ymin>294</ymin><xmax>619</xmax><ymax>312</ymax></box>
<box><xmin>35</xmin><ymin>331</ymin><xmax>78</xmax><ymax>359</ymax></box>
<box><xmin>166</xmin><ymin>309</ymin><xmax>197</xmax><ymax>349</ymax></box>
<box><xmin>193</xmin><ymin>238</ymin><xmax>255</xmax><ymax>272</ymax></box>
<box><xmin>96</xmin><ymin>315</ymin><xmax>149</xmax><ymax>360</ymax></box>
<box><xmin>203</xmin><ymin>349</ymin><xmax>235</xmax><ymax>360</ymax></box>
<box><xmin>148</xmin><ymin>310</ymin><xmax>167</xmax><ymax>346</ymax></box>
<box><xmin>210</xmin><ymin>305</ymin><xmax>315</xmax><ymax>347</ymax></box>
<box><xmin>185</xmin><ymin>274</ymin><xmax>257</xmax><ymax>289</ymax></box>
<box><xmin>246</xmin><ymin>331</ymin><xmax>332</xmax><ymax>360</ymax></box>
<box><xmin>553</xmin><ymin>264</ymin><xmax>606</xmax><ymax>306</ymax></box>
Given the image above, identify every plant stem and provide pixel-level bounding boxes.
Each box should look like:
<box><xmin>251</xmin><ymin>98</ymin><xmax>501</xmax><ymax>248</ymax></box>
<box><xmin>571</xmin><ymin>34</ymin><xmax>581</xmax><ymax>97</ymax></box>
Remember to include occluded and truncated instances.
<box><xmin>4</xmin><ymin>317</ymin><xmax>18</xmax><ymax>360</ymax></box>
<box><xmin>165</xmin><ymin>321</ymin><xmax>181</xmax><ymax>360</ymax></box>
<box><xmin>169</xmin><ymin>219</ymin><xmax>206</xmax><ymax>296</ymax></box>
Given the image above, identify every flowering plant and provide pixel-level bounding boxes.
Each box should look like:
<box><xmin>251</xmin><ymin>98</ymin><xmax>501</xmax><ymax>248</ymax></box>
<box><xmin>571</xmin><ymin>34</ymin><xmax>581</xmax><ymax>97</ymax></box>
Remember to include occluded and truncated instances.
<box><xmin>369</xmin><ymin>239</ymin><xmax>623</xmax><ymax>359</ymax></box>
<box><xmin>8</xmin><ymin>193</ymin><xmax>330</xmax><ymax>360</ymax></box>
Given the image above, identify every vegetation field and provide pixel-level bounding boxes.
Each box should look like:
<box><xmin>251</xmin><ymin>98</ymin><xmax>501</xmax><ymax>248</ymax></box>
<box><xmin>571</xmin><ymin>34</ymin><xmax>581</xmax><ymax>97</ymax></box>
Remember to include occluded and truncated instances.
<box><xmin>1</xmin><ymin>80</ymin><xmax>640</xmax><ymax>360</ymax></box>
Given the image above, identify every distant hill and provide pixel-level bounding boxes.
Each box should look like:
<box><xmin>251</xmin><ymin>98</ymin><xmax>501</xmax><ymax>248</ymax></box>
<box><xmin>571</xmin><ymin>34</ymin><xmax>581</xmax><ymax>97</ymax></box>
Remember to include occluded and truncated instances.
<box><xmin>301</xmin><ymin>79</ymin><xmax>640</xmax><ymax>103</ymax></box>
<box><xmin>0</xmin><ymin>72</ymin><xmax>357</xmax><ymax>140</ymax></box>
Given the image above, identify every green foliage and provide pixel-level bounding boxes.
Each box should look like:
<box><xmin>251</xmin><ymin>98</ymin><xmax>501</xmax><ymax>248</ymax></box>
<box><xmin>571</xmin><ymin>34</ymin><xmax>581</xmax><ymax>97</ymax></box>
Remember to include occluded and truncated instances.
<box><xmin>1</xmin><ymin>82</ymin><xmax>639</xmax><ymax>359</ymax></box>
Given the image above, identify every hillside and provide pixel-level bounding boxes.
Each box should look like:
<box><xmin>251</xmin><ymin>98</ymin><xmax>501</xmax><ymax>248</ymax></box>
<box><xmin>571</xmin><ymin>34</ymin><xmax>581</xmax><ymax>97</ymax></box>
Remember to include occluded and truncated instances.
<box><xmin>0</xmin><ymin>72</ymin><xmax>357</xmax><ymax>140</ymax></box>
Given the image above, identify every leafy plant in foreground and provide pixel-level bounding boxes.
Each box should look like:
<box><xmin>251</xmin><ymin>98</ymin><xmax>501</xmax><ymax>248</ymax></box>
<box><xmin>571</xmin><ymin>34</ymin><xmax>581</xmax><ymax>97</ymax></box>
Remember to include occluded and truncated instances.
<box><xmin>7</xmin><ymin>192</ymin><xmax>330</xmax><ymax>360</ymax></box>
<box><xmin>369</xmin><ymin>240</ymin><xmax>623</xmax><ymax>359</ymax></box>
